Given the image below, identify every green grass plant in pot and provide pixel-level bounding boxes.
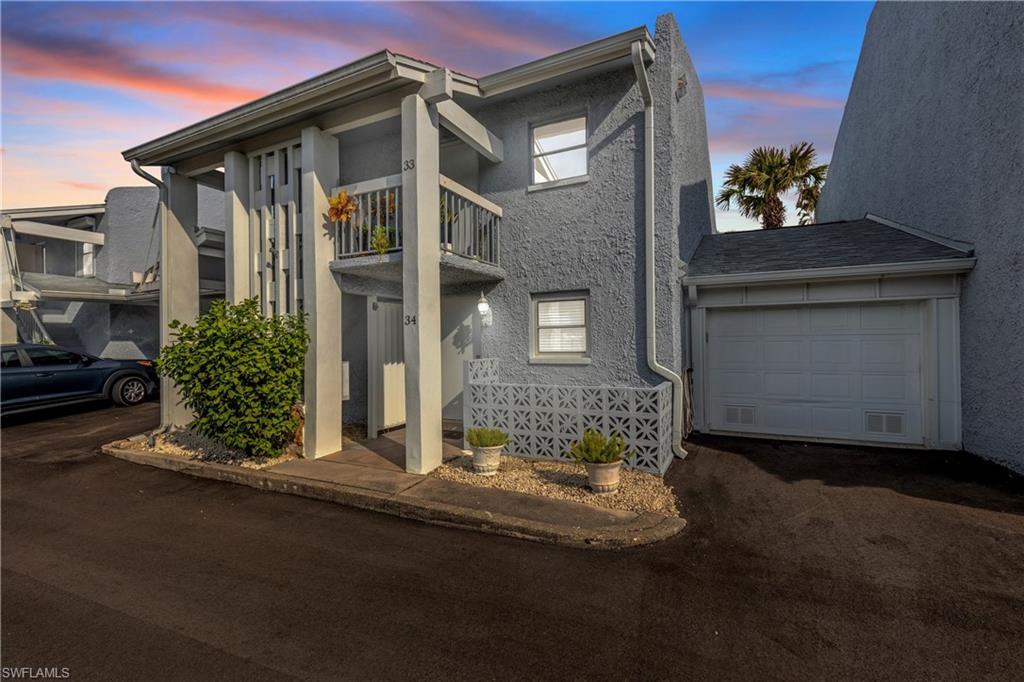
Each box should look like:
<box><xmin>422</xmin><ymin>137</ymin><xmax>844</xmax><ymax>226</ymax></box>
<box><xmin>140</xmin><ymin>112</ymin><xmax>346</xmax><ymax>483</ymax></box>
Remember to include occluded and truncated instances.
<box><xmin>568</xmin><ymin>429</ymin><xmax>633</xmax><ymax>494</ymax></box>
<box><xmin>466</xmin><ymin>427</ymin><xmax>508</xmax><ymax>476</ymax></box>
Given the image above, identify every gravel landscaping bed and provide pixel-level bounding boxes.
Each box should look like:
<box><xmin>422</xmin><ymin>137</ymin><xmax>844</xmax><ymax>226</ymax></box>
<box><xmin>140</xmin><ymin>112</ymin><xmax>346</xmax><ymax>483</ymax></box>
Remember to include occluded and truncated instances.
<box><xmin>432</xmin><ymin>454</ymin><xmax>679</xmax><ymax>516</ymax></box>
<box><xmin>112</xmin><ymin>429</ymin><xmax>298</xmax><ymax>470</ymax></box>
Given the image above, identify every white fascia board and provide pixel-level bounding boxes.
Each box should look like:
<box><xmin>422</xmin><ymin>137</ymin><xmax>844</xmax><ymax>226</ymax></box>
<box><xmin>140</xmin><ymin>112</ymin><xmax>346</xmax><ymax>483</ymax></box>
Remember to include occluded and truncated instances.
<box><xmin>434</xmin><ymin>100</ymin><xmax>503</xmax><ymax>163</ymax></box>
<box><xmin>394</xmin><ymin>57</ymin><xmax>480</xmax><ymax>97</ymax></box>
<box><xmin>13</xmin><ymin>220</ymin><xmax>105</xmax><ymax>246</ymax></box>
<box><xmin>34</xmin><ymin>289</ymin><xmax>158</xmax><ymax>303</ymax></box>
<box><xmin>479</xmin><ymin>26</ymin><xmax>654</xmax><ymax>97</ymax></box>
<box><xmin>682</xmin><ymin>258</ymin><xmax>977</xmax><ymax>287</ymax></box>
<box><xmin>2</xmin><ymin>204</ymin><xmax>105</xmax><ymax>221</ymax></box>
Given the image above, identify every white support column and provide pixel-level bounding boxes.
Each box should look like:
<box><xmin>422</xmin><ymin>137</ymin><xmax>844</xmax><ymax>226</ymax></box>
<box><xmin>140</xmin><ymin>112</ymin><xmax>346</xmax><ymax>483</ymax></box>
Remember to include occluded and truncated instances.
<box><xmin>300</xmin><ymin>126</ymin><xmax>343</xmax><ymax>458</ymax></box>
<box><xmin>223</xmin><ymin>151</ymin><xmax>251</xmax><ymax>303</ymax></box>
<box><xmin>161</xmin><ymin>170</ymin><xmax>200</xmax><ymax>428</ymax></box>
<box><xmin>401</xmin><ymin>94</ymin><xmax>443</xmax><ymax>474</ymax></box>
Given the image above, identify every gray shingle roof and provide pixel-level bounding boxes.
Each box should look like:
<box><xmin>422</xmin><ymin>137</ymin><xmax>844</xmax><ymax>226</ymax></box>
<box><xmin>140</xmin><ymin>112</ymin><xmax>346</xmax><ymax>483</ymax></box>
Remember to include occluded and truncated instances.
<box><xmin>687</xmin><ymin>217</ymin><xmax>972</xmax><ymax>278</ymax></box>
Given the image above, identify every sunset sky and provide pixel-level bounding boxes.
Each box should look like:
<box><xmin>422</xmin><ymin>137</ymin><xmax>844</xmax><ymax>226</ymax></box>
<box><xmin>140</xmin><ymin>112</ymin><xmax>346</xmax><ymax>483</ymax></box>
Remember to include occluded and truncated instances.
<box><xmin>0</xmin><ymin>1</ymin><xmax>873</xmax><ymax>230</ymax></box>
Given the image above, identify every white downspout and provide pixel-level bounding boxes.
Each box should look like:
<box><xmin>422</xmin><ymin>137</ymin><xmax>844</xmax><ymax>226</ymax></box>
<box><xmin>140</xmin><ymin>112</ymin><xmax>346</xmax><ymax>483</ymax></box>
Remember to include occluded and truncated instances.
<box><xmin>632</xmin><ymin>41</ymin><xmax>687</xmax><ymax>461</ymax></box>
<box><xmin>130</xmin><ymin>160</ymin><xmax>172</xmax><ymax>434</ymax></box>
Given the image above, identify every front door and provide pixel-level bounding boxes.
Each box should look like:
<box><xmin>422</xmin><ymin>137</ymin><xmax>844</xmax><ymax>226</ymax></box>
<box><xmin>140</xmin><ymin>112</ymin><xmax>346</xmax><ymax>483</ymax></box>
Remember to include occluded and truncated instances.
<box><xmin>367</xmin><ymin>296</ymin><xmax>405</xmax><ymax>438</ymax></box>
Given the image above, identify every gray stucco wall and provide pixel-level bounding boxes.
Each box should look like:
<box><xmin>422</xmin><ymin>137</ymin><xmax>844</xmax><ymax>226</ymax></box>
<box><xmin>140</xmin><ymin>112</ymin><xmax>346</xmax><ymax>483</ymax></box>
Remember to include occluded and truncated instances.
<box><xmin>652</xmin><ymin>13</ymin><xmax>717</xmax><ymax>379</ymax></box>
<box><xmin>816</xmin><ymin>3</ymin><xmax>1024</xmax><ymax>473</ymax></box>
<box><xmin>472</xmin><ymin>14</ymin><xmax>713</xmax><ymax>389</ymax></box>
<box><xmin>197</xmin><ymin>184</ymin><xmax>225</xmax><ymax>232</ymax></box>
<box><xmin>96</xmin><ymin>187</ymin><xmax>159</xmax><ymax>285</ymax></box>
<box><xmin>106</xmin><ymin>304</ymin><xmax>159</xmax><ymax>359</ymax></box>
<box><xmin>337</xmin><ymin>118</ymin><xmax>401</xmax><ymax>186</ymax></box>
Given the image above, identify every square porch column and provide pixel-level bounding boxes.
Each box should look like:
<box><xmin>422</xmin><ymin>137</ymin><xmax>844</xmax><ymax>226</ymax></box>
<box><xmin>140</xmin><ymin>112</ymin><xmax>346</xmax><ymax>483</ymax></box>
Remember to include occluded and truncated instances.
<box><xmin>161</xmin><ymin>170</ymin><xmax>200</xmax><ymax>427</ymax></box>
<box><xmin>401</xmin><ymin>94</ymin><xmax>443</xmax><ymax>474</ymax></box>
<box><xmin>223</xmin><ymin>150</ymin><xmax>251</xmax><ymax>303</ymax></box>
<box><xmin>300</xmin><ymin>126</ymin><xmax>343</xmax><ymax>458</ymax></box>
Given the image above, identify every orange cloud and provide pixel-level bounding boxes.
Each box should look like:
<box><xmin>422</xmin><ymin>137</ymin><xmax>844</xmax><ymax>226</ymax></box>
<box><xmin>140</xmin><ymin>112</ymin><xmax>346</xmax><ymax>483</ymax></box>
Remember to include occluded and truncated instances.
<box><xmin>61</xmin><ymin>180</ymin><xmax>108</xmax><ymax>192</ymax></box>
<box><xmin>704</xmin><ymin>81</ymin><xmax>843</xmax><ymax>109</ymax></box>
<box><xmin>3</xmin><ymin>29</ymin><xmax>265</xmax><ymax>107</ymax></box>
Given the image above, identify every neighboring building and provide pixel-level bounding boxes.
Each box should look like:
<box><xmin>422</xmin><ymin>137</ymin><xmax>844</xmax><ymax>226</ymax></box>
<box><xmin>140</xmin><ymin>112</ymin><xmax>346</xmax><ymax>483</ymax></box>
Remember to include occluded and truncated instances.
<box><xmin>1</xmin><ymin>186</ymin><xmax>226</xmax><ymax>359</ymax></box>
<box><xmin>122</xmin><ymin>14</ymin><xmax>715</xmax><ymax>473</ymax></box>
<box><xmin>815</xmin><ymin>3</ymin><xmax>1024</xmax><ymax>473</ymax></box>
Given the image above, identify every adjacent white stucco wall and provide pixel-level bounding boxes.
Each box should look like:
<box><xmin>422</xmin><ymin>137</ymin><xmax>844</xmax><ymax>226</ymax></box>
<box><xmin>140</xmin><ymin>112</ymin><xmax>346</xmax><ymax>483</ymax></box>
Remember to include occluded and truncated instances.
<box><xmin>816</xmin><ymin>3</ymin><xmax>1024</xmax><ymax>472</ymax></box>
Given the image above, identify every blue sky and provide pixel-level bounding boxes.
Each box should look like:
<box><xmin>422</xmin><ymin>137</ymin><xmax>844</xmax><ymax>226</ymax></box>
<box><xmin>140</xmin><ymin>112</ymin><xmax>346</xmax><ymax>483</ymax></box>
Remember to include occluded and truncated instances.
<box><xmin>0</xmin><ymin>1</ymin><xmax>873</xmax><ymax>229</ymax></box>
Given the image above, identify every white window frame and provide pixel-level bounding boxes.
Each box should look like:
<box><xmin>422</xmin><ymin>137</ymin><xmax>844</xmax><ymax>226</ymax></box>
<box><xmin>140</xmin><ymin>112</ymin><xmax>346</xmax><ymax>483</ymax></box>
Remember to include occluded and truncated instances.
<box><xmin>530</xmin><ymin>291</ymin><xmax>592</xmax><ymax>365</ymax></box>
<box><xmin>76</xmin><ymin>242</ymin><xmax>95</xmax><ymax>277</ymax></box>
<box><xmin>528</xmin><ymin>115</ymin><xmax>589</xmax><ymax>192</ymax></box>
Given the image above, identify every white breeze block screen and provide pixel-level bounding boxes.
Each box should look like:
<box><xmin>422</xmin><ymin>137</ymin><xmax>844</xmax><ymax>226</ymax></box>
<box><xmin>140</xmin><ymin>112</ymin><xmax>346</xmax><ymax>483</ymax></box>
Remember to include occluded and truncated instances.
<box><xmin>463</xmin><ymin>359</ymin><xmax>674</xmax><ymax>474</ymax></box>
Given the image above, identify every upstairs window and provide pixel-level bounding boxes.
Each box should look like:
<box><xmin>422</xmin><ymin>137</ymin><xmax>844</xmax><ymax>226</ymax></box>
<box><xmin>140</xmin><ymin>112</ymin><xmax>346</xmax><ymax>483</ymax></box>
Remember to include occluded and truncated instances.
<box><xmin>76</xmin><ymin>243</ymin><xmax>95</xmax><ymax>277</ymax></box>
<box><xmin>531</xmin><ymin>292</ymin><xmax>590</xmax><ymax>363</ymax></box>
<box><xmin>531</xmin><ymin>116</ymin><xmax>587</xmax><ymax>186</ymax></box>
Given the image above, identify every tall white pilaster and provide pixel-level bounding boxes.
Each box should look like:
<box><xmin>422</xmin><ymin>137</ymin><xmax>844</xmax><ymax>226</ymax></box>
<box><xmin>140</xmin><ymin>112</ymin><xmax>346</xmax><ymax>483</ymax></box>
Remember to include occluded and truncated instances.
<box><xmin>300</xmin><ymin>126</ymin><xmax>343</xmax><ymax>458</ymax></box>
<box><xmin>223</xmin><ymin>151</ymin><xmax>251</xmax><ymax>303</ymax></box>
<box><xmin>161</xmin><ymin>170</ymin><xmax>200</xmax><ymax>427</ymax></box>
<box><xmin>401</xmin><ymin>94</ymin><xmax>443</xmax><ymax>474</ymax></box>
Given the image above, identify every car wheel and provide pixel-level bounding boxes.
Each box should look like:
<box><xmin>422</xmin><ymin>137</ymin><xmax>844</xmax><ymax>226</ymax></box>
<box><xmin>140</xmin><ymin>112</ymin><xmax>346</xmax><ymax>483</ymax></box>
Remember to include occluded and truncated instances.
<box><xmin>113</xmin><ymin>376</ymin><xmax>148</xmax><ymax>406</ymax></box>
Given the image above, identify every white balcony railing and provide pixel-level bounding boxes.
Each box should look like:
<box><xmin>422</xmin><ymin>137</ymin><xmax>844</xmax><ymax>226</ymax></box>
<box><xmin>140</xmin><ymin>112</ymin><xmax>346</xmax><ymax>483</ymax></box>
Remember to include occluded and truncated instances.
<box><xmin>334</xmin><ymin>174</ymin><xmax>501</xmax><ymax>266</ymax></box>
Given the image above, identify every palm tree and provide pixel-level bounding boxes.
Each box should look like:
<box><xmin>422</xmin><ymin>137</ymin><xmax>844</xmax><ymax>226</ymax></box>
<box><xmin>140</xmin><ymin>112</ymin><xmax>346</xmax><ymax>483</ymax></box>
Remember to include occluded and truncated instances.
<box><xmin>715</xmin><ymin>142</ymin><xmax>828</xmax><ymax>228</ymax></box>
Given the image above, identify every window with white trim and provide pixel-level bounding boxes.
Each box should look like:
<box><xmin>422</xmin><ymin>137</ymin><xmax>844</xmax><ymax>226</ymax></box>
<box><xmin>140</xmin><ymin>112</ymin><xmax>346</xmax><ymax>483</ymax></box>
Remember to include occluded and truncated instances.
<box><xmin>532</xmin><ymin>292</ymin><xmax>590</xmax><ymax>360</ymax></box>
<box><xmin>531</xmin><ymin>116</ymin><xmax>587</xmax><ymax>185</ymax></box>
<box><xmin>76</xmin><ymin>243</ymin><xmax>95</xmax><ymax>277</ymax></box>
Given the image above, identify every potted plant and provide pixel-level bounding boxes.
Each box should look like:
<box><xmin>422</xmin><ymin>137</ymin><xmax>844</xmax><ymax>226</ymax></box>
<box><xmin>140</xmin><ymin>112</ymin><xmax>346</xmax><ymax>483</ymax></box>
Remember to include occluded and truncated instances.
<box><xmin>465</xmin><ymin>427</ymin><xmax>507</xmax><ymax>476</ymax></box>
<box><xmin>568</xmin><ymin>429</ymin><xmax>633</xmax><ymax>494</ymax></box>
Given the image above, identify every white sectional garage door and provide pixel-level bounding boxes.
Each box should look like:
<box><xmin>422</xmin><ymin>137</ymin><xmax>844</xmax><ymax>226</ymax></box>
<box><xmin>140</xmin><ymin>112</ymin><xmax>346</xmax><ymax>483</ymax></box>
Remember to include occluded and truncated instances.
<box><xmin>706</xmin><ymin>302</ymin><xmax>923</xmax><ymax>445</ymax></box>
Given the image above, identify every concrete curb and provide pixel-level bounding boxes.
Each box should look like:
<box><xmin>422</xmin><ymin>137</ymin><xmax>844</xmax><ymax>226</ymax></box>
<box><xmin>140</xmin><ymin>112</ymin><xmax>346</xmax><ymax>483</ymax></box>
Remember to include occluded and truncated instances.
<box><xmin>100</xmin><ymin>442</ymin><xmax>687</xmax><ymax>550</ymax></box>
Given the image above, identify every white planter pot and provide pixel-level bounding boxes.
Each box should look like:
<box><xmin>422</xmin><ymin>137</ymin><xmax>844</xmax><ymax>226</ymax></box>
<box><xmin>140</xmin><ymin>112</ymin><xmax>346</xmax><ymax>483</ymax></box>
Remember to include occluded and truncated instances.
<box><xmin>471</xmin><ymin>445</ymin><xmax>503</xmax><ymax>476</ymax></box>
<box><xmin>584</xmin><ymin>460</ymin><xmax>623</xmax><ymax>494</ymax></box>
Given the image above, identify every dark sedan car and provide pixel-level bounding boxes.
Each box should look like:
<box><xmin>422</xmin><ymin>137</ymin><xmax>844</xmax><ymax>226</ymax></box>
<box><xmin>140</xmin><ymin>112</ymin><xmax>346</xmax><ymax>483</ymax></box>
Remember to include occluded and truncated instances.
<box><xmin>1</xmin><ymin>343</ymin><xmax>158</xmax><ymax>414</ymax></box>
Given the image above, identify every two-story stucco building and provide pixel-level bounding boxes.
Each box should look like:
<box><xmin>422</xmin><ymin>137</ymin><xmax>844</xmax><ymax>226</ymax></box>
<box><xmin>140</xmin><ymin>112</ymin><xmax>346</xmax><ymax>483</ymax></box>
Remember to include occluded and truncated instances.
<box><xmin>122</xmin><ymin>14</ymin><xmax>714</xmax><ymax>474</ymax></box>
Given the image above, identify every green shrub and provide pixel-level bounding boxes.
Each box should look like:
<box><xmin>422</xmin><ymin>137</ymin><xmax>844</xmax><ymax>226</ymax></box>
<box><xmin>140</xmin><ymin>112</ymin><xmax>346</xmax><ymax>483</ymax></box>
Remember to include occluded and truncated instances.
<box><xmin>568</xmin><ymin>429</ymin><xmax>634</xmax><ymax>464</ymax></box>
<box><xmin>466</xmin><ymin>427</ymin><xmax>508</xmax><ymax>448</ymax></box>
<box><xmin>156</xmin><ymin>298</ymin><xmax>309</xmax><ymax>460</ymax></box>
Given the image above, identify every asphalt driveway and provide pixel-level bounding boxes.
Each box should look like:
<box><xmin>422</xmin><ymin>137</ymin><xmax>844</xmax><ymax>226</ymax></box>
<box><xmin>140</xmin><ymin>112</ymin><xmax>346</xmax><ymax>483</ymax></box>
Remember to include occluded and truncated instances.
<box><xmin>2</xmin><ymin>403</ymin><xmax>1022</xmax><ymax>680</ymax></box>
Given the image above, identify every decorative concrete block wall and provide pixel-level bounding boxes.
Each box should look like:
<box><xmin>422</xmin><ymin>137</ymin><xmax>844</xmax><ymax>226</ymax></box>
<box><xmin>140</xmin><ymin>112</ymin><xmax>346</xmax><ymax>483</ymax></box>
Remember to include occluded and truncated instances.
<box><xmin>464</xmin><ymin>359</ymin><xmax>674</xmax><ymax>474</ymax></box>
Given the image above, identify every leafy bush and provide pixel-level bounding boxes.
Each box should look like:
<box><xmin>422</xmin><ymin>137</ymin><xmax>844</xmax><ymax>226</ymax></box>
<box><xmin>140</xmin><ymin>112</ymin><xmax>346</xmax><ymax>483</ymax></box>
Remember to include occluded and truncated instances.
<box><xmin>466</xmin><ymin>427</ymin><xmax>508</xmax><ymax>448</ymax></box>
<box><xmin>156</xmin><ymin>298</ymin><xmax>309</xmax><ymax>459</ymax></box>
<box><xmin>568</xmin><ymin>429</ymin><xmax>634</xmax><ymax>464</ymax></box>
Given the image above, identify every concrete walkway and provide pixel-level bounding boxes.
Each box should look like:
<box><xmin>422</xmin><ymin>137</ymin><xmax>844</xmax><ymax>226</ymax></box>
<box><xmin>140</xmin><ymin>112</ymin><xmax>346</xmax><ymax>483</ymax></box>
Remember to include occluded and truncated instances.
<box><xmin>102</xmin><ymin>432</ymin><xmax>685</xmax><ymax>549</ymax></box>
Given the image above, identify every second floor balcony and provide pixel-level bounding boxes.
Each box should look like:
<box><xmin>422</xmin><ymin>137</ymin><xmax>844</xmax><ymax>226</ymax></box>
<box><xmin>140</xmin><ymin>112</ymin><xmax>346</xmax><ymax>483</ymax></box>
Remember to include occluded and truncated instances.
<box><xmin>330</xmin><ymin>174</ymin><xmax>504</xmax><ymax>291</ymax></box>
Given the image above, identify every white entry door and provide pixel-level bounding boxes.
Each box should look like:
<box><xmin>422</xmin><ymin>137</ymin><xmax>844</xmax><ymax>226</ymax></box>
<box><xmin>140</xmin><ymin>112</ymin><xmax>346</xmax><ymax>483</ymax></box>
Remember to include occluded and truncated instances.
<box><xmin>367</xmin><ymin>297</ymin><xmax>405</xmax><ymax>438</ymax></box>
<box><xmin>705</xmin><ymin>302</ymin><xmax>923</xmax><ymax>445</ymax></box>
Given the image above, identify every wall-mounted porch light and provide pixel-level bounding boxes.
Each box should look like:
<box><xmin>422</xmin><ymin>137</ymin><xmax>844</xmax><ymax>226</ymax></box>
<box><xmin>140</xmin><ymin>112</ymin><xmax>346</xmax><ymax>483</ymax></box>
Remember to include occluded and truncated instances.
<box><xmin>478</xmin><ymin>292</ymin><xmax>493</xmax><ymax>327</ymax></box>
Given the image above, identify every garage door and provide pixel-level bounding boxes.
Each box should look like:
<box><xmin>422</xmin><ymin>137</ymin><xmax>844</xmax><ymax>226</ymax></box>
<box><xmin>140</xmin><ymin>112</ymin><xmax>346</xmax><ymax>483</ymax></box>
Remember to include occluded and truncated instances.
<box><xmin>706</xmin><ymin>302</ymin><xmax>923</xmax><ymax>445</ymax></box>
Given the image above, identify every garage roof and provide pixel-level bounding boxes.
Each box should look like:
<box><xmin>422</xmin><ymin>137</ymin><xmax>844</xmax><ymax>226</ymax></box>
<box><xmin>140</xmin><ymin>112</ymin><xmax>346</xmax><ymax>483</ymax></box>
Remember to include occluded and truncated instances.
<box><xmin>687</xmin><ymin>216</ymin><xmax>974</xmax><ymax>278</ymax></box>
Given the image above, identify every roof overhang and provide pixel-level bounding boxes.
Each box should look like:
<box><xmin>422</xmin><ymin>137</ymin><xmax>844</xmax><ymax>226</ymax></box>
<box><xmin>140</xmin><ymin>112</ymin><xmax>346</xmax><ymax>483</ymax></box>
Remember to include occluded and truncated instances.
<box><xmin>12</xmin><ymin>220</ymin><xmax>104</xmax><ymax>245</ymax></box>
<box><xmin>682</xmin><ymin>257</ymin><xmax>978</xmax><ymax>288</ymax></box>
<box><xmin>2</xmin><ymin>204</ymin><xmax>105</xmax><ymax>221</ymax></box>
<box><xmin>123</xmin><ymin>26</ymin><xmax>655</xmax><ymax>168</ymax></box>
<box><xmin>479</xmin><ymin>26</ymin><xmax>654</xmax><ymax>97</ymax></box>
<box><xmin>123</xmin><ymin>52</ymin><xmax>411</xmax><ymax>166</ymax></box>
